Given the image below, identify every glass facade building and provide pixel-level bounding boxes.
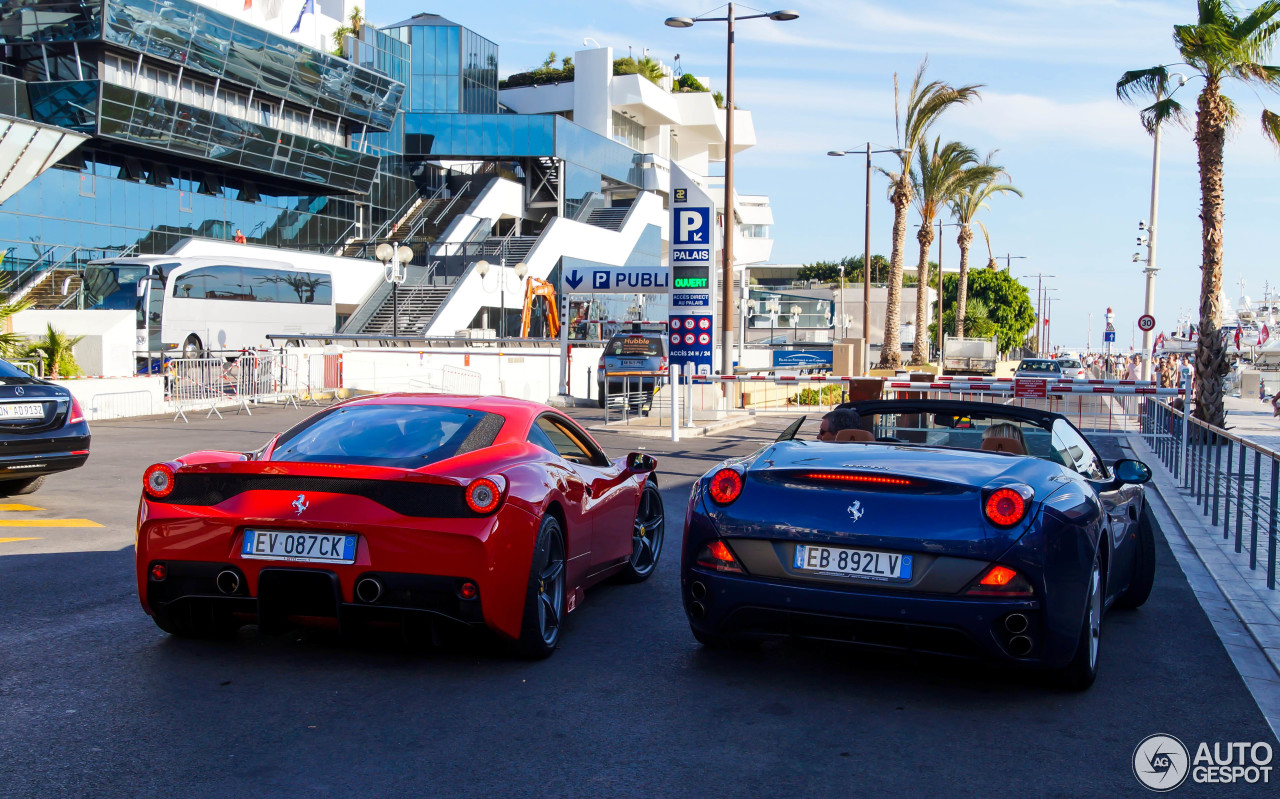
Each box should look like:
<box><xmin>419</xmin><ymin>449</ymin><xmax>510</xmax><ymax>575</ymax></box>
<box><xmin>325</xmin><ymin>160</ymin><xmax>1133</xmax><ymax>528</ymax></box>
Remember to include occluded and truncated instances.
<box><xmin>0</xmin><ymin>0</ymin><xmax>405</xmax><ymax>278</ymax></box>
<box><xmin>380</xmin><ymin>14</ymin><xmax>497</xmax><ymax>114</ymax></box>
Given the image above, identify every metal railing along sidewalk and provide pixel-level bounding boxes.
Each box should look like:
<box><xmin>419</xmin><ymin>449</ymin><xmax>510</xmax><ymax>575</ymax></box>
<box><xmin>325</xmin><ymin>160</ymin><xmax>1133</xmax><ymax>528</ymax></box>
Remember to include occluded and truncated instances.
<box><xmin>1141</xmin><ymin>397</ymin><xmax>1279</xmax><ymax>589</ymax></box>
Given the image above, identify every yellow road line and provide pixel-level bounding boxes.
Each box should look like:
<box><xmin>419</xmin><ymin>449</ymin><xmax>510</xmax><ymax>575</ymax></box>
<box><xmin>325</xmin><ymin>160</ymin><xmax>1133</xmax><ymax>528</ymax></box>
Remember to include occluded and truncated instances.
<box><xmin>0</xmin><ymin>537</ymin><xmax>40</xmax><ymax>543</ymax></box>
<box><xmin>0</xmin><ymin>504</ymin><xmax>43</xmax><ymax>511</ymax></box>
<box><xmin>0</xmin><ymin>519</ymin><xmax>103</xmax><ymax>528</ymax></box>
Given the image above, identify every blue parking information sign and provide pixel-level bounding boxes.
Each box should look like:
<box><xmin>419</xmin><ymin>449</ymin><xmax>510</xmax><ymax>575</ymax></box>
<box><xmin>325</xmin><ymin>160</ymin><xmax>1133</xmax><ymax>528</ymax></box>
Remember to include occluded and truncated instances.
<box><xmin>668</xmin><ymin>315</ymin><xmax>714</xmax><ymax>375</ymax></box>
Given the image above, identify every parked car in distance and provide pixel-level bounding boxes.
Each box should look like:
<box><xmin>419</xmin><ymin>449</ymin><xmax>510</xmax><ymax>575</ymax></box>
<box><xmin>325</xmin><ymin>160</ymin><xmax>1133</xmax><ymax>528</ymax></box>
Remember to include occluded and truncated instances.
<box><xmin>0</xmin><ymin>358</ymin><xmax>90</xmax><ymax>495</ymax></box>
<box><xmin>597</xmin><ymin>324</ymin><xmax>669</xmax><ymax>408</ymax></box>
<box><xmin>1055</xmin><ymin>357</ymin><xmax>1085</xmax><ymax>380</ymax></box>
<box><xmin>1014</xmin><ymin>359</ymin><xmax>1064</xmax><ymax>379</ymax></box>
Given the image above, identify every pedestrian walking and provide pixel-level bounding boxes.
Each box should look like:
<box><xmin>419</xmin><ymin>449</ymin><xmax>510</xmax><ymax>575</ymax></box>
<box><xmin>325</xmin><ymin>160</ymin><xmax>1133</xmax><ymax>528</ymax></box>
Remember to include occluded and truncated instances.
<box><xmin>234</xmin><ymin>229</ymin><xmax>247</xmax><ymax>244</ymax></box>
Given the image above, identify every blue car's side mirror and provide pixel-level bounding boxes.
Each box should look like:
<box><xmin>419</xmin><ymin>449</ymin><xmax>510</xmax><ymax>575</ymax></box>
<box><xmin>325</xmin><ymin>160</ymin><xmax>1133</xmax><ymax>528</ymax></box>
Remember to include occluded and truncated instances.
<box><xmin>1114</xmin><ymin>459</ymin><xmax>1152</xmax><ymax>485</ymax></box>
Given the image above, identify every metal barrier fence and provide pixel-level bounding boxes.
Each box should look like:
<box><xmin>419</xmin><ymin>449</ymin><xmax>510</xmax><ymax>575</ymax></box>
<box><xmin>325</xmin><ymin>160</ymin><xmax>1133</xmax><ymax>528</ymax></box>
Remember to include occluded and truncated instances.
<box><xmin>602</xmin><ymin>371</ymin><xmax>666</xmax><ymax>425</ymax></box>
<box><xmin>1141</xmin><ymin>398</ymin><xmax>1279</xmax><ymax>589</ymax></box>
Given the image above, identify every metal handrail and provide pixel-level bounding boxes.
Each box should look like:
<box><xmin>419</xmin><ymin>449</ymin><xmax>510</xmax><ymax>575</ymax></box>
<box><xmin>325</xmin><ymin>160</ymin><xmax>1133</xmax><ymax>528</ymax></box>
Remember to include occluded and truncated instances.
<box><xmin>1141</xmin><ymin>397</ymin><xmax>1279</xmax><ymax>588</ymax></box>
<box><xmin>431</xmin><ymin>181</ymin><xmax>472</xmax><ymax>227</ymax></box>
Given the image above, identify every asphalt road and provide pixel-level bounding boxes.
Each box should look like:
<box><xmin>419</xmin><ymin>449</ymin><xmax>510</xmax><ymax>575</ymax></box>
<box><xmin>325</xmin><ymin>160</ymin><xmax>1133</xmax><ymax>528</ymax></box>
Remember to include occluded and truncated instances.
<box><xmin>0</xmin><ymin>404</ymin><xmax>1275</xmax><ymax>798</ymax></box>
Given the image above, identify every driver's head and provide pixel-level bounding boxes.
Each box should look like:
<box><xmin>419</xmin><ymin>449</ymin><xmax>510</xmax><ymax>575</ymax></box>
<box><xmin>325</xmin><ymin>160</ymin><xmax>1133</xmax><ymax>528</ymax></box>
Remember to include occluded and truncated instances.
<box><xmin>818</xmin><ymin>408</ymin><xmax>861</xmax><ymax>442</ymax></box>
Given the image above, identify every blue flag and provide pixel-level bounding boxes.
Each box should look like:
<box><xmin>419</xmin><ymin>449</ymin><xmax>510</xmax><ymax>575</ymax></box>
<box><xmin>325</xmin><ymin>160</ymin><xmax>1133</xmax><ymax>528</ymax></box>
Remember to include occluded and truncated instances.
<box><xmin>289</xmin><ymin>0</ymin><xmax>314</xmax><ymax>34</ymax></box>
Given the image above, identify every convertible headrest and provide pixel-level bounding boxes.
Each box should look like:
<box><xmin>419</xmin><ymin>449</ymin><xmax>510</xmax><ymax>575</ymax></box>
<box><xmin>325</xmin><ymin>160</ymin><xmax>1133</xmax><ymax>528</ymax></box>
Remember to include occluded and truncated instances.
<box><xmin>834</xmin><ymin>429</ymin><xmax>875</xmax><ymax>443</ymax></box>
<box><xmin>980</xmin><ymin>437</ymin><xmax>1026</xmax><ymax>456</ymax></box>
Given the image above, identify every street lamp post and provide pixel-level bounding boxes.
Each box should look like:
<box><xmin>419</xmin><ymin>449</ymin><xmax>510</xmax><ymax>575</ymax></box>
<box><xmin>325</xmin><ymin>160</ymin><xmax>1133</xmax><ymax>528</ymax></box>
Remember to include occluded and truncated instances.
<box><xmin>376</xmin><ymin>242</ymin><xmax>414</xmax><ymax>337</ymax></box>
<box><xmin>1134</xmin><ymin>72</ymin><xmax>1187</xmax><ymax>380</ymax></box>
<box><xmin>667</xmin><ymin>7</ymin><xmax>798</xmax><ymax>376</ymax></box>
<box><xmin>828</xmin><ymin>145</ymin><xmax>906</xmax><ymax>373</ymax></box>
<box><xmin>475</xmin><ymin>259</ymin><xmax>529</xmax><ymax>338</ymax></box>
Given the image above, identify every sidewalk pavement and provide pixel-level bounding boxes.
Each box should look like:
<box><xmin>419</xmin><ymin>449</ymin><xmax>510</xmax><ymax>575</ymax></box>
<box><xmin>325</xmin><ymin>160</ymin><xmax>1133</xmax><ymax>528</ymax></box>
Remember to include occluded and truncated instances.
<box><xmin>1225</xmin><ymin>395</ymin><xmax>1280</xmax><ymax>453</ymax></box>
<box><xmin>1128</xmin><ymin>433</ymin><xmax>1280</xmax><ymax>737</ymax></box>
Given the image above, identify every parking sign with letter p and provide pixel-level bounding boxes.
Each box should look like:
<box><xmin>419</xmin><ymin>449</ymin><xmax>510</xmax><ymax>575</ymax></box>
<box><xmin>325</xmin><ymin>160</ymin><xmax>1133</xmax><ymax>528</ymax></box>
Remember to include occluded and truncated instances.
<box><xmin>675</xmin><ymin>208</ymin><xmax>709</xmax><ymax>245</ymax></box>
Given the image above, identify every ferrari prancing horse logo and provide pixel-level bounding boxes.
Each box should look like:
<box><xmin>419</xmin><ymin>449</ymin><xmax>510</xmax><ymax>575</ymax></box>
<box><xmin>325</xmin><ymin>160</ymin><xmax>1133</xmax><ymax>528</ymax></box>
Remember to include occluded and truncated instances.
<box><xmin>292</xmin><ymin>494</ymin><xmax>309</xmax><ymax>515</ymax></box>
<box><xmin>847</xmin><ymin>501</ymin><xmax>864</xmax><ymax>523</ymax></box>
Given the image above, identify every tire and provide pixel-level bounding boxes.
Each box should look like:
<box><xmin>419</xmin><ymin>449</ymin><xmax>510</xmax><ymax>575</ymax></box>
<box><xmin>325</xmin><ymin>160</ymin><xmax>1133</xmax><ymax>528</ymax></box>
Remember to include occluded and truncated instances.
<box><xmin>0</xmin><ymin>475</ymin><xmax>45</xmax><ymax>496</ymax></box>
<box><xmin>1053</xmin><ymin>552</ymin><xmax>1103</xmax><ymax>690</ymax></box>
<box><xmin>1115</xmin><ymin>501</ymin><xmax>1156</xmax><ymax>609</ymax></box>
<box><xmin>614</xmin><ymin>482</ymin><xmax>664</xmax><ymax>583</ymax></box>
<box><xmin>596</xmin><ymin>391</ymin><xmax>605</xmax><ymax>409</ymax></box>
<box><xmin>181</xmin><ymin>335</ymin><xmax>204</xmax><ymax>359</ymax></box>
<box><xmin>513</xmin><ymin>514</ymin><xmax>566</xmax><ymax>659</ymax></box>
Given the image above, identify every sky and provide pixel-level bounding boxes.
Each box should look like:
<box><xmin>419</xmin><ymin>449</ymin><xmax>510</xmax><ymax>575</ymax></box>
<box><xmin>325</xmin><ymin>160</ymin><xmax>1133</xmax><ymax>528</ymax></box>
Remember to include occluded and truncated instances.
<box><xmin>375</xmin><ymin>0</ymin><xmax>1280</xmax><ymax>350</ymax></box>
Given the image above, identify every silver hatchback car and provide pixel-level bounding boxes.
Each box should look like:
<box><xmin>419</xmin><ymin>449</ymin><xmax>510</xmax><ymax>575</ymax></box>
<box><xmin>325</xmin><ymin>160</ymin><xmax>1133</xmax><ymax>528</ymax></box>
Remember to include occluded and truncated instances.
<box><xmin>1014</xmin><ymin>358</ymin><xmax>1064</xmax><ymax>379</ymax></box>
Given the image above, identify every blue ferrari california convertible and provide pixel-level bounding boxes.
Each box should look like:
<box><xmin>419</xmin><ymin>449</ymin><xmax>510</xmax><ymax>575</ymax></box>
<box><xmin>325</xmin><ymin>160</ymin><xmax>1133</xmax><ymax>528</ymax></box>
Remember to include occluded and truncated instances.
<box><xmin>680</xmin><ymin>399</ymin><xmax>1155</xmax><ymax>689</ymax></box>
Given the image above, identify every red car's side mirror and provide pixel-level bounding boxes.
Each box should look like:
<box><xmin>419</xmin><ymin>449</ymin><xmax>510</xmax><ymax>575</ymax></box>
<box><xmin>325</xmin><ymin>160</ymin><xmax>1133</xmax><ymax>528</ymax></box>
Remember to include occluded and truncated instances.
<box><xmin>626</xmin><ymin>453</ymin><xmax>657</xmax><ymax>474</ymax></box>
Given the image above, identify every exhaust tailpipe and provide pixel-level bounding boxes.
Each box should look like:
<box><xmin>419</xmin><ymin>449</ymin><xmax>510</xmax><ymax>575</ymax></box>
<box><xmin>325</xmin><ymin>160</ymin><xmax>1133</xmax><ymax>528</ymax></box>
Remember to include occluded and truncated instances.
<box><xmin>216</xmin><ymin>570</ymin><xmax>241</xmax><ymax>595</ymax></box>
<box><xmin>689</xmin><ymin>600</ymin><xmax>706</xmax><ymax>619</ymax></box>
<box><xmin>355</xmin><ymin>576</ymin><xmax>384</xmax><ymax>604</ymax></box>
<box><xmin>1008</xmin><ymin>635</ymin><xmax>1033</xmax><ymax>657</ymax></box>
<box><xmin>690</xmin><ymin>581</ymin><xmax>707</xmax><ymax>600</ymax></box>
<box><xmin>1003</xmin><ymin>613</ymin><xmax>1029</xmax><ymax>634</ymax></box>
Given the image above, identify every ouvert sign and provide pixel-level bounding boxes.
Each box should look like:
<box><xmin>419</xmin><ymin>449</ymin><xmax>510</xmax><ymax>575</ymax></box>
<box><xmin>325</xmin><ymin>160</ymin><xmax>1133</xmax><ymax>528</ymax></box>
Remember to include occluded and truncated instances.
<box><xmin>669</xmin><ymin>164</ymin><xmax>716</xmax><ymax>375</ymax></box>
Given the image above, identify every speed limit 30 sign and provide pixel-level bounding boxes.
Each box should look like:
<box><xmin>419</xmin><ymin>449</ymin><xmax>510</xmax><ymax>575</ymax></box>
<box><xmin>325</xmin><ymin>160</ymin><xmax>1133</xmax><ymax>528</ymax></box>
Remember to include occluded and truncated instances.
<box><xmin>1138</xmin><ymin>314</ymin><xmax>1156</xmax><ymax>332</ymax></box>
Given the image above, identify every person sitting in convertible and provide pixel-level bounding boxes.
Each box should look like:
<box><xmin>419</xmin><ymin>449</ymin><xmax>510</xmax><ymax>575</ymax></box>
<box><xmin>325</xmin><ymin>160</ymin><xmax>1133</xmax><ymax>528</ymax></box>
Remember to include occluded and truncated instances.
<box><xmin>817</xmin><ymin>408</ymin><xmax>863</xmax><ymax>442</ymax></box>
<box><xmin>980</xmin><ymin>422</ymin><xmax>1028</xmax><ymax>455</ymax></box>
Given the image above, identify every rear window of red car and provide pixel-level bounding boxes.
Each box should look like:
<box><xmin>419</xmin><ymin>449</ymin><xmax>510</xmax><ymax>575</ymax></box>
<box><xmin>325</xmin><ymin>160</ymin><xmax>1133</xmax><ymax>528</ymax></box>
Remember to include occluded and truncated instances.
<box><xmin>272</xmin><ymin>404</ymin><xmax>503</xmax><ymax>468</ymax></box>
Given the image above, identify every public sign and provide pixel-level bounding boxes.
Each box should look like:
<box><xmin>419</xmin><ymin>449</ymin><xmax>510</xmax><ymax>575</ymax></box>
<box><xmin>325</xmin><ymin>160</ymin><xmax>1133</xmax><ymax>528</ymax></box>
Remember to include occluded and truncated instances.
<box><xmin>560</xmin><ymin>265</ymin><xmax>670</xmax><ymax>294</ymax></box>
<box><xmin>669</xmin><ymin>164</ymin><xmax>716</xmax><ymax>375</ymax></box>
<box><xmin>772</xmin><ymin>350</ymin><xmax>834</xmax><ymax>369</ymax></box>
<box><xmin>669</xmin><ymin>314</ymin><xmax>714</xmax><ymax>375</ymax></box>
<box><xmin>1104</xmin><ymin>330</ymin><xmax>1117</xmax><ymax>343</ymax></box>
<box><xmin>1014</xmin><ymin>378</ymin><xmax>1048</xmax><ymax>399</ymax></box>
<box><xmin>1138</xmin><ymin>314</ymin><xmax>1156</xmax><ymax>332</ymax></box>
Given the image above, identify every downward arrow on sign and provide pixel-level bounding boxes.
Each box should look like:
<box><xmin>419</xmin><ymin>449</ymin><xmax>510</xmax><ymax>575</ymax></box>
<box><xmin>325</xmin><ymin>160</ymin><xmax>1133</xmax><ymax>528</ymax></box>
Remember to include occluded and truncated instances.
<box><xmin>565</xmin><ymin>270</ymin><xmax>583</xmax><ymax>289</ymax></box>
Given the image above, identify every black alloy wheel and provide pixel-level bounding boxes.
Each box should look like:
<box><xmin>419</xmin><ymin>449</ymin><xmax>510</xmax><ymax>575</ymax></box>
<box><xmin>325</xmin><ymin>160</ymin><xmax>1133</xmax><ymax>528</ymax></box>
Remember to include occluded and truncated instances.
<box><xmin>515</xmin><ymin>514</ymin><xmax>566</xmax><ymax>659</ymax></box>
<box><xmin>616</xmin><ymin>481</ymin><xmax>664</xmax><ymax>583</ymax></box>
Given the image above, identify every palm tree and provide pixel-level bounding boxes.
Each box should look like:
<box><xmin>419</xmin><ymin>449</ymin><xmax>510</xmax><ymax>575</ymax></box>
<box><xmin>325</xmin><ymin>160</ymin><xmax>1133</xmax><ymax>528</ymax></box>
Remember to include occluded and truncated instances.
<box><xmin>25</xmin><ymin>324</ymin><xmax>84</xmax><ymax>378</ymax></box>
<box><xmin>331</xmin><ymin>5</ymin><xmax>364</xmax><ymax>51</ymax></box>
<box><xmin>878</xmin><ymin>60</ymin><xmax>982</xmax><ymax>369</ymax></box>
<box><xmin>1117</xmin><ymin>0</ymin><xmax>1280</xmax><ymax>426</ymax></box>
<box><xmin>0</xmin><ymin>283</ymin><xmax>33</xmax><ymax>360</ymax></box>
<box><xmin>907</xmin><ymin>139</ymin><xmax>997</xmax><ymax>364</ymax></box>
<box><xmin>948</xmin><ymin>159</ymin><xmax>1021</xmax><ymax>338</ymax></box>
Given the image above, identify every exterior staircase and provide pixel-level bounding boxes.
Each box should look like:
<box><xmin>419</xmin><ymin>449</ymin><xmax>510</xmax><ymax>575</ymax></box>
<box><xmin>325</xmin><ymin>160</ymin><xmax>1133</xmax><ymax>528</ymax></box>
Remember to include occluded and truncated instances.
<box><xmin>482</xmin><ymin>235</ymin><xmax>538</xmax><ymax>265</ymax></box>
<box><xmin>362</xmin><ymin>281</ymin><xmax>455</xmax><ymax>336</ymax></box>
<box><xmin>24</xmin><ymin>268</ymin><xmax>82</xmax><ymax>308</ymax></box>
<box><xmin>584</xmin><ymin>206</ymin><xmax>628</xmax><ymax>231</ymax></box>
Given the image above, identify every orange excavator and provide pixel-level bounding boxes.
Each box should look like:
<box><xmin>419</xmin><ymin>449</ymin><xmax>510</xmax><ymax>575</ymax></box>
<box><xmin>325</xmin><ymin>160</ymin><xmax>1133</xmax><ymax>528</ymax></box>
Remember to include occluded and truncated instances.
<box><xmin>519</xmin><ymin>277</ymin><xmax>560</xmax><ymax>338</ymax></box>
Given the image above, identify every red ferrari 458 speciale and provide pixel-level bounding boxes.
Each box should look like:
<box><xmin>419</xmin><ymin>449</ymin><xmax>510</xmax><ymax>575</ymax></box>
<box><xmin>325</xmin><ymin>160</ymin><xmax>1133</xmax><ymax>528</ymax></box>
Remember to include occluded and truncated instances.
<box><xmin>135</xmin><ymin>394</ymin><xmax>663</xmax><ymax>658</ymax></box>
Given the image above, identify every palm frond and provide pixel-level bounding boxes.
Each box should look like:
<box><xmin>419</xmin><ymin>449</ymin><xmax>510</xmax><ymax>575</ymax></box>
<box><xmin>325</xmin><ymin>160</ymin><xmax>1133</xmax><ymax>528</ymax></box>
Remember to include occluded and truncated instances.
<box><xmin>1116</xmin><ymin>66</ymin><xmax>1171</xmax><ymax>102</ymax></box>
<box><xmin>1140</xmin><ymin>97</ymin><xmax>1189</xmax><ymax>132</ymax></box>
<box><xmin>1236</xmin><ymin>1</ymin><xmax>1280</xmax><ymax>49</ymax></box>
<box><xmin>977</xmin><ymin>220</ymin><xmax>994</xmax><ymax>262</ymax></box>
<box><xmin>1262</xmin><ymin>107</ymin><xmax>1280</xmax><ymax>148</ymax></box>
<box><xmin>1220</xmin><ymin>92</ymin><xmax>1242</xmax><ymax>128</ymax></box>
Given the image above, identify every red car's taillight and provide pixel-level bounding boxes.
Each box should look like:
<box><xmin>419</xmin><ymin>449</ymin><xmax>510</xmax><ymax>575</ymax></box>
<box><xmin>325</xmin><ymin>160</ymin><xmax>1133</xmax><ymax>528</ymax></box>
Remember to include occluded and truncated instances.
<box><xmin>68</xmin><ymin>396</ymin><xmax>85</xmax><ymax>425</ymax></box>
<box><xmin>965</xmin><ymin>564</ymin><xmax>1034</xmax><ymax>597</ymax></box>
<box><xmin>143</xmin><ymin>463</ymin><xmax>175</xmax><ymax>499</ymax></box>
<box><xmin>465</xmin><ymin>477</ymin><xmax>502</xmax><ymax>514</ymax></box>
<box><xmin>695</xmin><ymin>540</ymin><xmax>745</xmax><ymax>574</ymax></box>
<box><xmin>708</xmin><ymin>468</ymin><xmax>743</xmax><ymax>505</ymax></box>
<box><xmin>984</xmin><ymin>486</ymin><xmax>1031</xmax><ymax>527</ymax></box>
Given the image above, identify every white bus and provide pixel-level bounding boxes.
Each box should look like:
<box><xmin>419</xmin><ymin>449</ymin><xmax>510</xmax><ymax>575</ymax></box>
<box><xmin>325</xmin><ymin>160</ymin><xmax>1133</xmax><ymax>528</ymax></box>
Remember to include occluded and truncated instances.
<box><xmin>83</xmin><ymin>256</ymin><xmax>335</xmax><ymax>357</ymax></box>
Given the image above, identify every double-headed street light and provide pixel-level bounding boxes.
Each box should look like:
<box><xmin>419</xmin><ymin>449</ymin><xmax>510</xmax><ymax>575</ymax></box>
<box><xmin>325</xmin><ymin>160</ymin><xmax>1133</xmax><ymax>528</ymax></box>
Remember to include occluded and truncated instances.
<box><xmin>376</xmin><ymin>242</ymin><xmax>414</xmax><ymax>337</ymax></box>
<box><xmin>666</xmin><ymin>6</ymin><xmax>799</xmax><ymax>376</ymax></box>
<box><xmin>828</xmin><ymin>145</ymin><xmax>906</xmax><ymax>373</ymax></box>
<box><xmin>475</xmin><ymin>259</ymin><xmax>529</xmax><ymax>338</ymax></box>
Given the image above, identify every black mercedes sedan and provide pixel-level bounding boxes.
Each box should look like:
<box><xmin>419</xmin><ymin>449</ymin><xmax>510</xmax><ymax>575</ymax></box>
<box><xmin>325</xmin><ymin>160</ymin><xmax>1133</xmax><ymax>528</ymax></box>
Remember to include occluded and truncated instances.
<box><xmin>0</xmin><ymin>359</ymin><xmax>90</xmax><ymax>495</ymax></box>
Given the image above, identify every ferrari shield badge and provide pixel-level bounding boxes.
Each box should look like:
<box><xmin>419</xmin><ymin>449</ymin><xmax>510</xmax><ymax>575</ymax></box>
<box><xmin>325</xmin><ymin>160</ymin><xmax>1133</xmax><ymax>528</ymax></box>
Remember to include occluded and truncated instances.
<box><xmin>292</xmin><ymin>494</ymin><xmax>309</xmax><ymax>516</ymax></box>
